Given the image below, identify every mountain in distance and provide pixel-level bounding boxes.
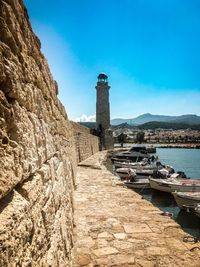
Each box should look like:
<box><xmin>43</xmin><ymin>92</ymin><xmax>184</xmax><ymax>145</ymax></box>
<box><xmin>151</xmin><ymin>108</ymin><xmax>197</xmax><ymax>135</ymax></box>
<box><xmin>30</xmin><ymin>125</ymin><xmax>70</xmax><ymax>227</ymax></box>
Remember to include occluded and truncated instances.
<box><xmin>169</xmin><ymin>114</ymin><xmax>200</xmax><ymax>125</ymax></box>
<box><xmin>111</xmin><ymin>113</ymin><xmax>200</xmax><ymax>126</ymax></box>
<box><xmin>138</xmin><ymin>121</ymin><xmax>200</xmax><ymax>131</ymax></box>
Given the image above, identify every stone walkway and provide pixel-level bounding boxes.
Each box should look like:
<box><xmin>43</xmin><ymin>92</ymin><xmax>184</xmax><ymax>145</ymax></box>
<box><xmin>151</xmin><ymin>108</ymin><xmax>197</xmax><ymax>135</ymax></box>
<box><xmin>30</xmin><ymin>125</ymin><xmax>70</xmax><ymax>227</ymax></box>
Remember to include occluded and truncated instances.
<box><xmin>72</xmin><ymin>151</ymin><xmax>200</xmax><ymax>267</ymax></box>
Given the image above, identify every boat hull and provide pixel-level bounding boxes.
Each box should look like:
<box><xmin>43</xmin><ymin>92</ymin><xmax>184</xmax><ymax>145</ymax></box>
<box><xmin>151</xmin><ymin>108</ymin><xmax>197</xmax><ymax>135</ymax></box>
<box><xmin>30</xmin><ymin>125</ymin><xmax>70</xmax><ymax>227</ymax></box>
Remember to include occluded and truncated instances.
<box><xmin>172</xmin><ymin>192</ymin><xmax>200</xmax><ymax>209</ymax></box>
<box><xmin>149</xmin><ymin>179</ymin><xmax>173</xmax><ymax>193</ymax></box>
<box><xmin>149</xmin><ymin>179</ymin><xmax>200</xmax><ymax>193</ymax></box>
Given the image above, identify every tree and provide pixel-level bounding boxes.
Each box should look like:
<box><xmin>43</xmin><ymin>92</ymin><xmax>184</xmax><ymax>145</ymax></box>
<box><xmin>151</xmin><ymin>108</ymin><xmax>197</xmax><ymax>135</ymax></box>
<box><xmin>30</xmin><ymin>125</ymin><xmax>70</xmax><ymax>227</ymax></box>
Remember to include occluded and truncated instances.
<box><xmin>136</xmin><ymin>131</ymin><xmax>145</xmax><ymax>144</ymax></box>
<box><xmin>117</xmin><ymin>133</ymin><xmax>127</xmax><ymax>147</ymax></box>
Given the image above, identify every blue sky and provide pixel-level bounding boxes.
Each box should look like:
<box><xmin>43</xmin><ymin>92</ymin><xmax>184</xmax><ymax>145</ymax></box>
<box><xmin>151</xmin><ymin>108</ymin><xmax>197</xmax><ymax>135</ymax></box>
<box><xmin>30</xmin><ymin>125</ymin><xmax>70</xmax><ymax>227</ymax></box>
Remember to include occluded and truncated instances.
<box><xmin>25</xmin><ymin>0</ymin><xmax>200</xmax><ymax>121</ymax></box>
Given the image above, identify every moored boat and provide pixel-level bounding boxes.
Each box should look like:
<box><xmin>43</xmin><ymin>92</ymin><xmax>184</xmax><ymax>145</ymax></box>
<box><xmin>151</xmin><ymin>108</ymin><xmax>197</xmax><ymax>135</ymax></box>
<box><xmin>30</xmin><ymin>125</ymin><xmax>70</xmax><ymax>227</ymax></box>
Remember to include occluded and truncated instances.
<box><xmin>172</xmin><ymin>192</ymin><xmax>200</xmax><ymax>209</ymax></box>
<box><xmin>149</xmin><ymin>178</ymin><xmax>200</xmax><ymax>193</ymax></box>
<box><xmin>116</xmin><ymin>165</ymin><xmax>186</xmax><ymax>181</ymax></box>
<box><xmin>116</xmin><ymin>167</ymin><xmax>157</xmax><ymax>180</ymax></box>
<box><xmin>113</xmin><ymin>159</ymin><xmax>149</xmax><ymax>169</ymax></box>
<box><xmin>113</xmin><ymin>151</ymin><xmax>150</xmax><ymax>162</ymax></box>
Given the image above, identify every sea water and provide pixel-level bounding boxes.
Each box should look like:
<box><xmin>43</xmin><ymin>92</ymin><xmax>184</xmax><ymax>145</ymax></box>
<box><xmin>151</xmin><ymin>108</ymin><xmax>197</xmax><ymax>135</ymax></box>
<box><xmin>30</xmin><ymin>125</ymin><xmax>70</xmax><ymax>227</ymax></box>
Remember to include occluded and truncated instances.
<box><xmin>156</xmin><ymin>148</ymin><xmax>200</xmax><ymax>179</ymax></box>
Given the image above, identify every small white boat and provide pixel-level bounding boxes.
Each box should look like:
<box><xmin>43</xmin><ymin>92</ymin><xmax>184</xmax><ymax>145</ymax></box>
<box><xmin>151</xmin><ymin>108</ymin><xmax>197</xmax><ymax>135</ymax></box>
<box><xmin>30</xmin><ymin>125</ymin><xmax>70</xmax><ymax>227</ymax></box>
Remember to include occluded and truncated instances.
<box><xmin>113</xmin><ymin>160</ymin><xmax>149</xmax><ymax>169</ymax></box>
<box><xmin>113</xmin><ymin>157</ymin><xmax>161</xmax><ymax>169</ymax></box>
<box><xmin>116</xmin><ymin>166</ymin><xmax>180</xmax><ymax>181</ymax></box>
<box><xmin>113</xmin><ymin>160</ymin><xmax>148</xmax><ymax>169</ymax></box>
<box><xmin>123</xmin><ymin>172</ymin><xmax>186</xmax><ymax>190</ymax></box>
<box><xmin>149</xmin><ymin>178</ymin><xmax>200</xmax><ymax>193</ymax></box>
<box><xmin>116</xmin><ymin>167</ymin><xmax>158</xmax><ymax>180</ymax></box>
<box><xmin>124</xmin><ymin>179</ymin><xmax>151</xmax><ymax>189</ymax></box>
<box><xmin>172</xmin><ymin>192</ymin><xmax>200</xmax><ymax>209</ymax></box>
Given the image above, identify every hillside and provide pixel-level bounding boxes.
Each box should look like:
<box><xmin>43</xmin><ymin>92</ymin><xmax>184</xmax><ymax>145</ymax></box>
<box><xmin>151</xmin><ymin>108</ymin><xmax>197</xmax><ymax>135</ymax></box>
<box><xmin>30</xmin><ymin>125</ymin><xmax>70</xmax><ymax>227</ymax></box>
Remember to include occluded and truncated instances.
<box><xmin>138</xmin><ymin>121</ymin><xmax>200</xmax><ymax>130</ymax></box>
<box><xmin>111</xmin><ymin>113</ymin><xmax>200</xmax><ymax>125</ymax></box>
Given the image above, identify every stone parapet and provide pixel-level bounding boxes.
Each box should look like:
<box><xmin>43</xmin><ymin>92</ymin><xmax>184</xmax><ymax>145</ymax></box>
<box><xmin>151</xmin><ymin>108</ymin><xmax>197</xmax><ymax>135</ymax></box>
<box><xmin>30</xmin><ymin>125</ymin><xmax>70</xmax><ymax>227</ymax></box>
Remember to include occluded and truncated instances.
<box><xmin>71</xmin><ymin>121</ymin><xmax>99</xmax><ymax>162</ymax></box>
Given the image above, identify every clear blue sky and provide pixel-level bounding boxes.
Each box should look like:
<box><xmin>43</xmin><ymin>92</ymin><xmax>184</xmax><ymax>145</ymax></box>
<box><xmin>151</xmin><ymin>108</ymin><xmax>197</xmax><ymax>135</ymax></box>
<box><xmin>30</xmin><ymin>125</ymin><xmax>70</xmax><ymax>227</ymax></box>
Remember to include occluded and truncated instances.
<box><xmin>25</xmin><ymin>0</ymin><xmax>200</xmax><ymax>121</ymax></box>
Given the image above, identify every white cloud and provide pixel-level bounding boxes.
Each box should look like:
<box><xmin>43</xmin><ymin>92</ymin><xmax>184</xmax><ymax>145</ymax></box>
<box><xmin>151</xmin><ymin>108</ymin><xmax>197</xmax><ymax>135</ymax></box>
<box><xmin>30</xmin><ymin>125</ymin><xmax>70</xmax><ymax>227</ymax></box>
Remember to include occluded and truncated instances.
<box><xmin>74</xmin><ymin>114</ymin><xmax>96</xmax><ymax>122</ymax></box>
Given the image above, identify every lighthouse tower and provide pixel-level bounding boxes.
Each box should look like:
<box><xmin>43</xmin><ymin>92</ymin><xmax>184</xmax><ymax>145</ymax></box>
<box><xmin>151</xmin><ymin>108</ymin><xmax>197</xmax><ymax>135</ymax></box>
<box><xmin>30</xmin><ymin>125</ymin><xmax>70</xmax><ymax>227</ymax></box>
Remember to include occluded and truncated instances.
<box><xmin>96</xmin><ymin>73</ymin><xmax>113</xmax><ymax>149</ymax></box>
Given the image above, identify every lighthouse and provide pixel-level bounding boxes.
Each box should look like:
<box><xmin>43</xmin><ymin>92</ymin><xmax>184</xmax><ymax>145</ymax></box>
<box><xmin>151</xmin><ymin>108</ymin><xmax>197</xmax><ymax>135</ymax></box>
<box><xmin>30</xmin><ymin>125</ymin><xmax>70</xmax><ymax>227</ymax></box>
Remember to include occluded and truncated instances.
<box><xmin>96</xmin><ymin>73</ymin><xmax>113</xmax><ymax>149</ymax></box>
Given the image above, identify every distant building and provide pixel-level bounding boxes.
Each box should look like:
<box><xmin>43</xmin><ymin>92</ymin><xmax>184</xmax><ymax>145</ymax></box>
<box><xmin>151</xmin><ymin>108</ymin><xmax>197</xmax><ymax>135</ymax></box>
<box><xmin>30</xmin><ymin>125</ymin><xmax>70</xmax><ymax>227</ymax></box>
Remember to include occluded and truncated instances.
<box><xmin>96</xmin><ymin>73</ymin><xmax>113</xmax><ymax>149</ymax></box>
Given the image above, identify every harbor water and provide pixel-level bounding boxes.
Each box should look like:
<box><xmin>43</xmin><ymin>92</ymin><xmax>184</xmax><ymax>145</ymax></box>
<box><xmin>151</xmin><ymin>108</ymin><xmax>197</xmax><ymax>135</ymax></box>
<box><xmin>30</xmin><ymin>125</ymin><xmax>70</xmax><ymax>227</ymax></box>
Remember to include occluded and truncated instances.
<box><xmin>111</xmin><ymin>147</ymin><xmax>200</xmax><ymax>238</ymax></box>
<box><xmin>156</xmin><ymin>148</ymin><xmax>200</xmax><ymax>179</ymax></box>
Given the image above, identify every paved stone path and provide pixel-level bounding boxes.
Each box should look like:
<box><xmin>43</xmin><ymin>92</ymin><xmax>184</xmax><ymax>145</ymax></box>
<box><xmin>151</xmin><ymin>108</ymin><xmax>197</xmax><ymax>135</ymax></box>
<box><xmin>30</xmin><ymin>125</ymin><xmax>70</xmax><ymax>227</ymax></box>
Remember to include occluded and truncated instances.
<box><xmin>73</xmin><ymin>151</ymin><xmax>200</xmax><ymax>267</ymax></box>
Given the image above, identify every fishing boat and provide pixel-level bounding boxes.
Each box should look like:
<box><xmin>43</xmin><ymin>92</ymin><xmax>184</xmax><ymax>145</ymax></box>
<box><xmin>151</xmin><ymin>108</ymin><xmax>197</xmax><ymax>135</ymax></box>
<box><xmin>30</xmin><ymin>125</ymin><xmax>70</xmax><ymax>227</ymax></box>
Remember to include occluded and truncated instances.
<box><xmin>113</xmin><ymin>158</ymin><xmax>163</xmax><ymax>169</ymax></box>
<box><xmin>123</xmin><ymin>171</ymin><xmax>188</xmax><ymax>190</ymax></box>
<box><xmin>113</xmin><ymin>159</ymin><xmax>149</xmax><ymax>169</ymax></box>
<box><xmin>172</xmin><ymin>192</ymin><xmax>200</xmax><ymax>209</ymax></box>
<box><xmin>149</xmin><ymin>178</ymin><xmax>200</xmax><ymax>193</ymax></box>
<box><xmin>116</xmin><ymin>167</ymin><xmax>156</xmax><ymax>180</ymax></box>
<box><xmin>116</xmin><ymin>165</ymin><xmax>176</xmax><ymax>180</ymax></box>
<box><xmin>112</xmin><ymin>151</ymin><xmax>150</xmax><ymax>162</ymax></box>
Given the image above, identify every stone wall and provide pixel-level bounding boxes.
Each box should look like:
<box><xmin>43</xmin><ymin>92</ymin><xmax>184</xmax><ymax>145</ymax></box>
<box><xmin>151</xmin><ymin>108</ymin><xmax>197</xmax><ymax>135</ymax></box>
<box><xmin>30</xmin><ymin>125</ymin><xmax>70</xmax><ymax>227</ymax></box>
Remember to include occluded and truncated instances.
<box><xmin>71</xmin><ymin>121</ymin><xmax>99</xmax><ymax>162</ymax></box>
<box><xmin>0</xmin><ymin>0</ymin><xmax>99</xmax><ymax>266</ymax></box>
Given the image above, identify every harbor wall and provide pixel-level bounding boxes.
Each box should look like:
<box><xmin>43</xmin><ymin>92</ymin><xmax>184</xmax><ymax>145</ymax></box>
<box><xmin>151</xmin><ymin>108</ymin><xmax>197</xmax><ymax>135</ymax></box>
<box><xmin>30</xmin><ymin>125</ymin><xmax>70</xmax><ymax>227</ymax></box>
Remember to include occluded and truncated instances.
<box><xmin>71</xmin><ymin>121</ymin><xmax>99</xmax><ymax>162</ymax></box>
<box><xmin>0</xmin><ymin>0</ymin><xmax>99</xmax><ymax>266</ymax></box>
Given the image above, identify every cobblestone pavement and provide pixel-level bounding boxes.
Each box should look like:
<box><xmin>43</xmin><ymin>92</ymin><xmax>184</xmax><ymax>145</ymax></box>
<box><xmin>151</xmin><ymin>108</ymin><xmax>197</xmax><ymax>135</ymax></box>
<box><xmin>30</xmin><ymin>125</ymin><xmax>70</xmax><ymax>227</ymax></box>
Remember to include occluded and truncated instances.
<box><xmin>73</xmin><ymin>151</ymin><xmax>200</xmax><ymax>267</ymax></box>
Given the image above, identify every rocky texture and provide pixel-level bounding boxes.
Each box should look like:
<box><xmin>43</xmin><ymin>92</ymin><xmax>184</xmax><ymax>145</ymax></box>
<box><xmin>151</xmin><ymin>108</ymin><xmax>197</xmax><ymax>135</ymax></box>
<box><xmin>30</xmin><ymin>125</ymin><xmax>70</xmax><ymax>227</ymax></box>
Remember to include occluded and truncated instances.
<box><xmin>0</xmin><ymin>0</ymin><xmax>99</xmax><ymax>266</ymax></box>
<box><xmin>73</xmin><ymin>151</ymin><xmax>200</xmax><ymax>267</ymax></box>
